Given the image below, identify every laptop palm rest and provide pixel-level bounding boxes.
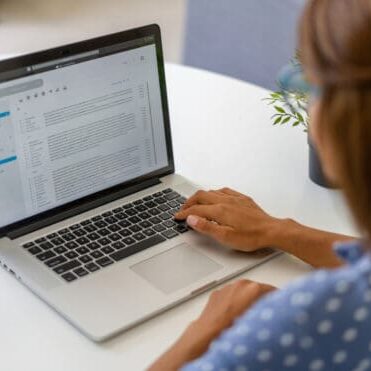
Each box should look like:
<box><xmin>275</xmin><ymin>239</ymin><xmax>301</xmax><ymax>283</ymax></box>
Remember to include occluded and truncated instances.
<box><xmin>131</xmin><ymin>243</ymin><xmax>223</xmax><ymax>294</ymax></box>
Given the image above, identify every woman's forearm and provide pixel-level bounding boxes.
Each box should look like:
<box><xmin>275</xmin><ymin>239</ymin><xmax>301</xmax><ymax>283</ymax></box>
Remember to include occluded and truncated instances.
<box><xmin>271</xmin><ymin>218</ymin><xmax>354</xmax><ymax>268</ymax></box>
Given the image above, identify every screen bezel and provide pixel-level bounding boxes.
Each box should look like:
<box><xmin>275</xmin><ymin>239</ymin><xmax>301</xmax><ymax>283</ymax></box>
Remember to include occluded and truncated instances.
<box><xmin>0</xmin><ymin>24</ymin><xmax>175</xmax><ymax>237</ymax></box>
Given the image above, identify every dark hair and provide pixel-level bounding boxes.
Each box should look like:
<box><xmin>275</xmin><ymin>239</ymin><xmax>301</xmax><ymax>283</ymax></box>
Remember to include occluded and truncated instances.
<box><xmin>299</xmin><ymin>0</ymin><xmax>371</xmax><ymax>237</ymax></box>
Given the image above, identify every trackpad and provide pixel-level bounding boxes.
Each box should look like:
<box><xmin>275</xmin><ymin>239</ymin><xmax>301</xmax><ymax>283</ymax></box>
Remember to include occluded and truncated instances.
<box><xmin>131</xmin><ymin>243</ymin><xmax>223</xmax><ymax>294</ymax></box>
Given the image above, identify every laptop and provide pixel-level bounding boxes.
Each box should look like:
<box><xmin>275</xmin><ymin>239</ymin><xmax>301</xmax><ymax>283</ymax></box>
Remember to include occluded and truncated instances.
<box><xmin>0</xmin><ymin>25</ymin><xmax>276</xmax><ymax>341</ymax></box>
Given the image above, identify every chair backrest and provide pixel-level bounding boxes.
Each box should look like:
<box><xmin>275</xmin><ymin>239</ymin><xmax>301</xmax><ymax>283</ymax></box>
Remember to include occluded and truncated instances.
<box><xmin>183</xmin><ymin>0</ymin><xmax>305</xmax><ymax>90</ymax></box>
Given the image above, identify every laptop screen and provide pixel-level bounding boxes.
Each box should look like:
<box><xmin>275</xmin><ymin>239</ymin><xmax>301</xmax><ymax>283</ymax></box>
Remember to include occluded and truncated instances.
<box><xmin>0</xmin><ymin>35</ymin><xmax>170</xmax><ymax>229</ymax></box>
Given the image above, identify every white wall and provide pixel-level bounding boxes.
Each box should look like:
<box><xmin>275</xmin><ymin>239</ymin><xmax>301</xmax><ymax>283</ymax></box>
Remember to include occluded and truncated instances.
<box><xmin>0</xmin><ymin>0</ymin><xmax>186</xmax><ymax>62</ymax></box>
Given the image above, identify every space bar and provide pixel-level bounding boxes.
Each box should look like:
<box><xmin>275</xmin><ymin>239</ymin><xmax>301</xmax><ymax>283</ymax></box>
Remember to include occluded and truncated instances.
<box><xmin>110</xmin><ymin>235</ymin><xmax>166</xmax><ymax>262</ymax></box>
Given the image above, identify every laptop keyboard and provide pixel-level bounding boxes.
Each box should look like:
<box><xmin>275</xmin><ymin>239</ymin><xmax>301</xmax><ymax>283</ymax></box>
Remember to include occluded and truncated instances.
<box><xmin>22</xmin><ymin>188</ymin><xmax>188</xmax><ymax>282</ymax></box>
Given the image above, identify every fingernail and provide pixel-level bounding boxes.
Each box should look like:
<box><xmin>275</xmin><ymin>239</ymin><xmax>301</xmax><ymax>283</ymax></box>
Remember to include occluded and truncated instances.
<box><xmin>187</xmin><ymin>215</ymin><xmax>198</xmax><ymax>227</ymax></box>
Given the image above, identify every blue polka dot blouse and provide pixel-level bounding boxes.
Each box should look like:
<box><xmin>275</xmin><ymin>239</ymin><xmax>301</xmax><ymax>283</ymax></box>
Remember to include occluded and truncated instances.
<box><xmin>181</xmin><ymin>240</ymin><xmax>371</xmax><ymax>371</ymax></box>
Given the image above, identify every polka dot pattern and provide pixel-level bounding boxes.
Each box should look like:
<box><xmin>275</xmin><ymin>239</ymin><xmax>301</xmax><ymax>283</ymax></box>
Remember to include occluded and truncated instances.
<box><xmin>180</xmin><ymin>241</ymin><xmax>371</xmax><ymax>371</ymax></box>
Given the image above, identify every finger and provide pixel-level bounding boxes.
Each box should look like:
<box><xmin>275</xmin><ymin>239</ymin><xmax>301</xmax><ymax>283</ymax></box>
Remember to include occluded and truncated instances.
<box><xmin>217</xmin><ymin>187</ymin><xmax>245</xmax><ymax>198</ymax></box>
<box><xmin>175</xmin><ymin>204</ymin><xmax>228</xmax><ymax>224</ymax></box>
<box><xmin>181</xmin><ymin>190</ymin><xmax>225</xmax><ymax>211</ymax></box>
<box><xmin>186</xmin><ymin>215</ymin><xmax>234</xmax><ymax>244</ymax></box>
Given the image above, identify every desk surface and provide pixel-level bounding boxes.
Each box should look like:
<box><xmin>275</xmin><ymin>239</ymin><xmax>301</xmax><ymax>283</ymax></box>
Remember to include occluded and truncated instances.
<box><xmin>0</xmin><ymin>63</ymin><xmax>357</xmax><ymax>371</ymax></box>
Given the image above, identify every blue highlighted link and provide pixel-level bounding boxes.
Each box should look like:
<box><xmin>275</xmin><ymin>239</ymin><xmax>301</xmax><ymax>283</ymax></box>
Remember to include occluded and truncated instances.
<box><xmin>0</xmin><ymin>156</ymin><xmax>17</xmax><ymax>166</ymax></box>
<box><xmin>0</xmin><ymin>111</ymin><xmax>10</xmax><ymax>119</ymax></box>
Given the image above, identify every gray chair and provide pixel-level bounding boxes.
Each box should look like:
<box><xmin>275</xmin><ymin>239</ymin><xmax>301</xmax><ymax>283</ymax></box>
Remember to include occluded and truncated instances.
<box><xmin>183</xmin><ymin>0</ymin><xmax>305</xmax><ymax>90</ymax></box>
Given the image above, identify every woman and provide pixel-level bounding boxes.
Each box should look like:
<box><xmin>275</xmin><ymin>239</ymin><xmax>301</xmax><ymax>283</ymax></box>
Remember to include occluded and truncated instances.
<box><xmin>149</xmin><ymin>0</ymin><xmax>371</xmax><ymax>370</ymax></box>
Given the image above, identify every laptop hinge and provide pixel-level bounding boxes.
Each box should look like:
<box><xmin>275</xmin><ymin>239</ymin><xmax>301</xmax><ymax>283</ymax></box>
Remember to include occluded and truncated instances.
<box><xmin>7</xmin><ymin>177</ymin><xmax>161</xmax><ymax>240</ymax></box>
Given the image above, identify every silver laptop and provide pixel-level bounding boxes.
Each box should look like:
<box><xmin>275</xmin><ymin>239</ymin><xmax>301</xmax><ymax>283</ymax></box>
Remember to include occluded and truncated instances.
<box><xmin>0</xmin><ymin>25</ymin><xmax>276</xmax><ymax>341</ymax></box>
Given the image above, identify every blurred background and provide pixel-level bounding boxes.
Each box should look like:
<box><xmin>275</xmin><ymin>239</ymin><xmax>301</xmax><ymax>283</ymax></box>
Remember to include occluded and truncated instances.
<box><xmin>0</xmin><ymin>0</ymin><xmax>305</xmax><ymax>90</ymax></box>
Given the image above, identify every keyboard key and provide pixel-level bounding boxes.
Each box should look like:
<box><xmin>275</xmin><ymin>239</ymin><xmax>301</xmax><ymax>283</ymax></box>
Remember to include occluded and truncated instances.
<box><xmin>29</xmin><ymin>246</ymin><xmax>42</xmax><ymax>255</ymax></box>
<box><xmin>40</xmin><ymin>241</ymin><xmax>54</xmax><ymax>250</ymax></box>
<box><xmin>105</xmin><ymin>216</ymin><xmax>118</xmax><ymax>224</ymax></box>
<box><xmin>149</xmin><ymin>208</ymin><xmax>161</xmax><ymax>216</ymax></box>
<box><xmin>133</xmin><ymin>199</ymin><xmax>143</xmax><ymax>205</ymax></box>
<box><xmin>91</xmin><ymin>250</ymin><xmax>104</xmax><ymax>259</ymax></box>
<box><xmin>76</xmin><ymin>247</ymin><xmax>89</xmax><ymax>255</ymax></box>
<box><xmin>119</xmin><ymin>229</ymin><xmax>132</xmax><ymax>237</ymax></box>
<box><xmin>86</xmin><ymin>262</ymin><xmax>100</xmax><ymax>272</ymax></box>
<box><xmin>168</xmin><ymin>200</ymin><xmax>179</xmax><ymax>208</ymax></box>
<box><xmin>123</xmin><ymin>237</ymin><xmax>136</xmax><ymax>245</ymax></box>
<box><xmin>139</xmin><ymin>220</ymin><xmax>152</xmax><ymax>229</ymax></box>
<box><xmin>165</xmin><ymin>192</ymin><xmax>180</xmax><ymax>201</ymax></box>
<box><xmin>87</xmin><ymin>242</ymin><xmax>100</xmax><ymax>250</ymax></box>
<box><xmin>46</xmin><ymin>233</ymin><xmax>58</xmax><ymax>239</ymax></box>
<box><xmin>177</xmin><ymin>196</ymin><xmax>187</xmax><ymax>204</ymax></box>
<box><xmin>143</xmin><ymin>195</ymin><xmax>153</xmax><ymax>201</ymax></box>
<box><xmin>74</xmin><ymin>267</ymin><xmax>88</xmax><ymax>277</ymax></box>
<box><xmin>62</xmin><ymin>233</ymin><xmax>75</xmax><ymax>242</ymax></box>
<box><xmin>102</xmin><ymin>246</ymin><xmax>114</xmax><ymax>254</ymax></box>
<box><xmin>23</xmin><ymin>242</ymin><xmax>35</xmax><ymax>249</ymax></box>
<box><xmin>129</xmin><ymin>225</ymin><xmax>142</xmax><ymax>233</ymax></box>
<box><xmin>138</xmin><ymin>212</ymin><xmax>151</xmax><ymax>219</ymax></box>
<box><xmin>163</xmin><ymin>220</ymin><xmax>176</xmax><ymax>228</ymax></box>
<box><xmin>110</xmin><ymin>235</ymin><xmax>166</xmax><ymax>262</ymax></box>
<box><xmin>155</xmin><ymin>197</ymin><xmax>167</xmax><ymax>204</ymax></box>
<box><xmin>123</xmin><ymin>203</ymin><xmax>133</xmax><ymax>209</ymax></box>
<box><xmin>84</xmin><ymin>224</ymin><xmax>97</xmax><ymax>233</ymax></box>
<box><xmin>98</xmin><ymin>237</ymin><xmax>110</xmax><ymax>246</ymax></box>
<box><xmin>58</xmin><ymin>228</ymin><xmax>69</xmax><ymax>235</ymax></box>
<box><xmin>118</xmin><ymin>220</ymin><xmax>131</xmax><ymax>228</ymax></box>
<box><xmin>133</xmin><ymin>232</ymin><xmax>146</xmax><ymax>241</ymax></box>
<box><xmin>102</xmin><ymin>211</ymin><xmax>113</xmax><ymax>217</ymax></box>
<box><xmin>158</xmin><ymin>204</ymin><xmax>170</xmax><ymax>211</ymax></box>
<box><xmin>175</xmin><ymin>224</ymin><xmax>189</xmax><ymax>234</ymax></box>
<box><xmin>125</xmin><ymin>208</ymin><xmax>136</xmax><ymax>216</ymax></box>
<box><xmin>45</xmin><ymin>256</ymin><xmax>67</xmax><ymax>268</ymax></box>
<box><xmin>112</xmin><ymin>241</ymin><xmax>125</xmax><ymax>250</ymax></box>
<box><xmin>92</xmin><ymin>216</ymin><xmax>102</xmax><ymax>222</ymax></box>
<box><xmin>61</xmin><ymin>272</ymin><xmax>77</xmax><ymax>282</ymax></box>
<box><xmin>108</xmin><ymin>224</ymin><xmax>120</xmax><ymax>232</ymax></box>
<box><xmin>162</xmin><ymin>230</ymin><xmax>179</xmax><ymax>239</ymax></box>
<box><xmin>113</xmin><ymin>207</ymin><xmax>123</xmax><ymax>213</ymax></box>
<box><xmin>116</xmin><ymin>212</ymin><xmax>127</xmax><ymax>220</ymax></box>
<box><xmin>73</xmin><ymin>229</ymin><xmax>86</xmax><ymax>237</ymax></box>
<box><xmin>145</xmin><ymin>201</ymin><xmax>156</xmax><ymax>208</ymax></box>
<box><xmin>95</xmin><ymin>221</ymin><xmax>108</xmax><ymax>228</ymax></box>
<box><xmin>97</xmin><ymin>228</ymin><xmax>110</xmax><ymax>237</ymax></box>
<box><xmin>76</xmin><ymin>237</ymin><xmax>89</xmax><ymax>245</ymax></box>
<box><xmin>79</xmin><ymin>255</ymin><xmax>93</xmax><ymax>264</ymax></box>
<box><xmin>65</xmin><ymin>241</ymin><xmax>78</xmax><ymax>249</ymax></box>
<box><xmin>143</xmin><ymin>228</ymin><xmax>156</xmax><ymax>237</ymax></box>
<box><xmin>159</xmin><ymin>212</ymin><xmax>172</xmax><ymax>220</ymax></box>
<box><xmin>149</xmin><ymin>216</ymin><xmax>162</xmax><ymax>224</ymax></box>
<box><xmin>128</xmin><ymin>216</ymin><xmax>141</xmax><ymax>224</ymax></box>
<box><xmin>162</xmin><ymin>188</ymin><xmax>172</xmax><ymax>194</ymax></box>
<box><xmin>81</xmin><ymin>220</ymin><xmax>92</xmax><ymax>226</ymax></box>
<box><xmin>87</xmin><ymin>232</ymin><xmax>100</xmax><ymax>241</ymax></box>
<box><xmin>37</xmin><ymin>250</ymin><xmax>56</xmax><ymax>261</ymax></box>
<box><xmin>108</xmin><ymin>233</ymin><xmax>121</xmax><ymax>242</ymax></box>
<box><xmin>135</xmin><ymin>205</ymin><xmax>147</xmax><ymax>212</ymax></box>
<box><xmin>35</xmin><ymin>237</ymin><xmax>47</xmax><ymax>244</ymax></box>
<box><xmin>153</xmin><ymin>192</ymin><xmax>162</xmax><ymax>197</ymax></box>
<box><xmin>153</xmin><ymin>224</ymin><xmax>166</xmax><ymax>233</ymax></box>
<box><xmin>54</xmin><ymin>260</ymin><xmax>81</xmax><ymax>275</ymax></box>
<box><xmin>65</xmin><ymin>251</ymin><xmax>78</xmax><ymax>259</ymax></box>
<box><xmin>55</xmin><ymin>246</ymin><xmax>67</xmax><ymax>254</ymax></box>
<box><xmin>70</xmin><ymin>224</ymin><xmax>81</xmax><ymax>230</ymax></box>
<box><xmin>51</xmin><ymin>237</ymin><xmax>64</xmax><ymax>246</ymax></box>
<box><xmin>96</xmin><ymin>256</ymin><xmax>114</xmax><ymax>267</ymax></box>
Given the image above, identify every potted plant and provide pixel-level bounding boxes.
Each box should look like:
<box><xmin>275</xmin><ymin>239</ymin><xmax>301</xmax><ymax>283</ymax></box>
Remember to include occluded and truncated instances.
<box><xmin>265</xmin><ymin>60</ymin><xmax>335</xmax><ymax>189</ymax></box>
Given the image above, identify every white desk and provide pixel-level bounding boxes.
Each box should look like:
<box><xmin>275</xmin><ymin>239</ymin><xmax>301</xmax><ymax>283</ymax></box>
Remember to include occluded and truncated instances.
<box><xmin>0</xmin><ymin>63</ymin><xmax>357</xmax><ymax>371</ymax></box>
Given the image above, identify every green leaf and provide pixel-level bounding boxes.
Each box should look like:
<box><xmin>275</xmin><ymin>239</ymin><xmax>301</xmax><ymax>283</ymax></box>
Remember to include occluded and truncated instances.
<box><xmin>273</xmin><ymin>117</ymin><xmax>282</xmax><ymax>125</ymax></box>
<box><xmin>274</xmin><ymin>106</ymin><xmax>285</xmax><ymax>114</ymax></box>
<box><xmin>281</xmin><ymin>117</ymin><xmax>291</xmax><ymax>124</ymax></box>
<box><xmin>296</xmin><ymin>112</ymin><xmax>304</xmax><ymax>122</ymax></box>
<box><xmin>292</xmin><ymin>121</ymin><xmax>300</xmax><ymax>127</ymax></box>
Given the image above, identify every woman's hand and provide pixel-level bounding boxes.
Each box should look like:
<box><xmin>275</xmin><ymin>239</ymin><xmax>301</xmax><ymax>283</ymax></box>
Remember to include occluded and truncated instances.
<box><xmin>175</xmin><ymin>187</ymin><xmax>282</xmax><ymax>252</ymax></box>
<box><xmin>148</xmin><ymin>279</ymin><xmax>276</xmax><ymax>371</ymax></box>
